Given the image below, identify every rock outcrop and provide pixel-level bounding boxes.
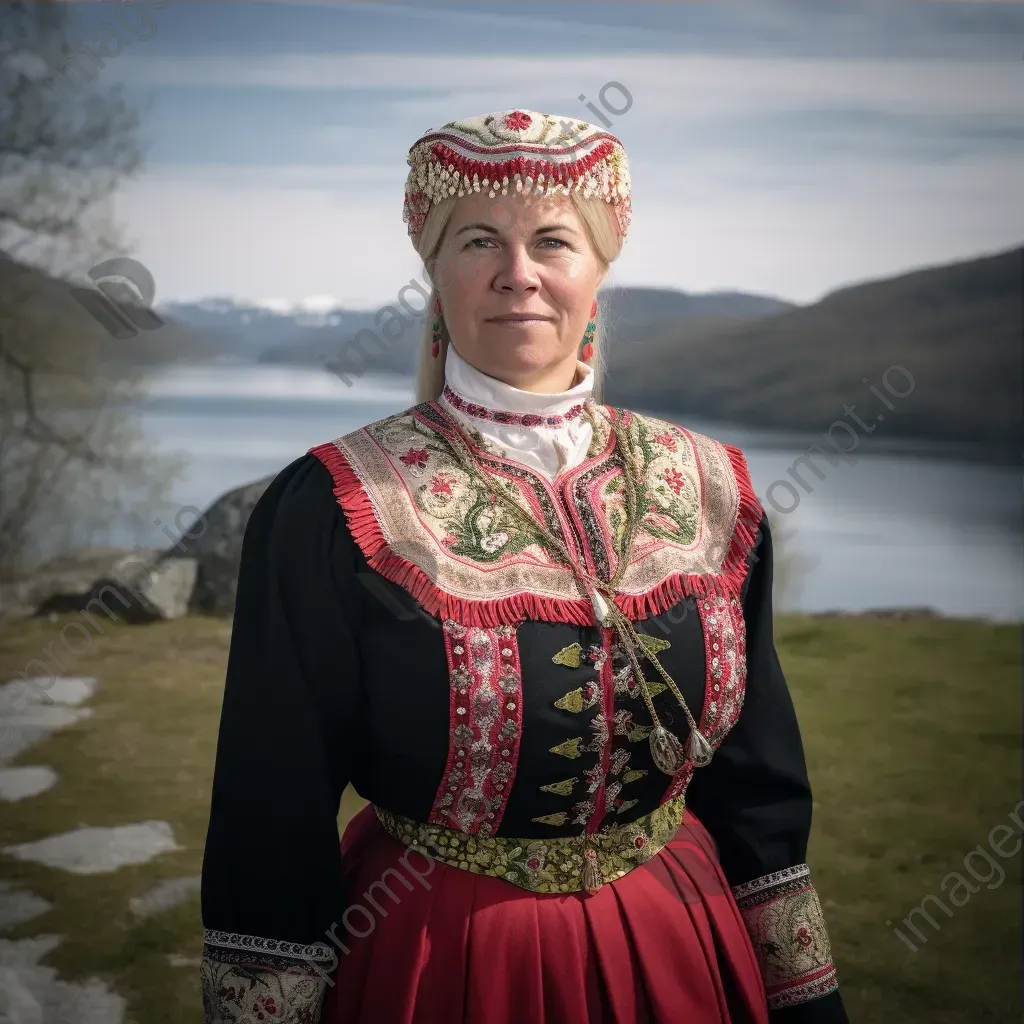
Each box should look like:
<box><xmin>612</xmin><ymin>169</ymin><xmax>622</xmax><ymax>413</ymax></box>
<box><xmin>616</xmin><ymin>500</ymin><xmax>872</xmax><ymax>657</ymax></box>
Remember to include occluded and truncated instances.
<box><xmin>158</xmin><ymin>473</ymin><xmax>275</xmax><ymax>616</ymax></box>
<box><xmin>0</xmin><ymin>473</ymin><xmax>276</xmax><ymax>624</ymax></box>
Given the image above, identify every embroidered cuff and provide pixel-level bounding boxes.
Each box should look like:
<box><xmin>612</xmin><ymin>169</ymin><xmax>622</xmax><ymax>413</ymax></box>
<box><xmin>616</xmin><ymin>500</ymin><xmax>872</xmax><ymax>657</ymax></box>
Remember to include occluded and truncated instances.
<box><xmin>201</xmin><ymin>928</ymin><xmax>336</xmax><ymax>1023</ymax></box>
<box><xmin>732</xmin><ymin>864</ymin><xmax>839</xmax><ymax>1011</ymax></box>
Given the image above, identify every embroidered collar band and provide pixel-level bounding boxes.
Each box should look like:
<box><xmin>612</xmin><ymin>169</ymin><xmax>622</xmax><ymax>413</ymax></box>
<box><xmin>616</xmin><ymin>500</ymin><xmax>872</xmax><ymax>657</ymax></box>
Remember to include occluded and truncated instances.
<box><xmin>402</xmin><ymin>108</ymin><xmax>632</xmax><ymax>240</ymax></box>
<box><xmin>442</xmin><ymin>343</ymin><xmax>594</xmax><ymax>428</ymax></box>
<box><xmin>438</xmin><ymin>345</ymin><xmax>595</xmax><ymax>481</ymax></box>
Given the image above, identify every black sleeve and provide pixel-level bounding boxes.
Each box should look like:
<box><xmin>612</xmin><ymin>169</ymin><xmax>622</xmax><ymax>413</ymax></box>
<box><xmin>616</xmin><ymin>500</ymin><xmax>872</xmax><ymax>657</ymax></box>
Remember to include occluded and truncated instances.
<box><xmin>200</xmin><ymin>454</ymin><xmax>363</xmax><ymax>1024</ymax></box>
<box><xmin>686</xmin><ymin>513</ymin><xmax>849</xmax><ymax>1023</ymax></box>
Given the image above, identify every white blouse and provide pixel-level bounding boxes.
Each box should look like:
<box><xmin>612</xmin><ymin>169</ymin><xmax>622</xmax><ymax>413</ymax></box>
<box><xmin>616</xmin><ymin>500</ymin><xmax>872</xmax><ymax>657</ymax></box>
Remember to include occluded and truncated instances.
<box><xmin>439</xmin><ymin>344</ymin><xmax>596</xmax><ymax>482</ymax></box>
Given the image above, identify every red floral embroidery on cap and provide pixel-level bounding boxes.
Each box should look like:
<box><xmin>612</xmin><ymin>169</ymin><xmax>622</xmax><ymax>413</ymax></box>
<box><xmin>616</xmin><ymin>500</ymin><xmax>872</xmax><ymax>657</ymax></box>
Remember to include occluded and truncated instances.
<box><xmin>504</xmin><ymin>110</ymin><xmax>532</xmax><ymax>132</ymax></box>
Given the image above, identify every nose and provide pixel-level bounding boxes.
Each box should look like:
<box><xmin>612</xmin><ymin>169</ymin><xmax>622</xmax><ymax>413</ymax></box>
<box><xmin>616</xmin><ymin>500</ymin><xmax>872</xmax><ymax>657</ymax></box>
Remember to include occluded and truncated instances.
<box><xmin>493</xmin><ymin>243</ymin><xmax>541</xmax><ymax>294</ymax></box>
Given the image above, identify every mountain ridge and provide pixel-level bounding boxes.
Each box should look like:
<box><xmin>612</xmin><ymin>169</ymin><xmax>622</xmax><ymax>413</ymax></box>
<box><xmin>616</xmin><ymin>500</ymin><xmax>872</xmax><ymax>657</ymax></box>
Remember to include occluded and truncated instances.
<box><xmin>605</xmin><ymin>245</ymin><xmax>1022</xmax><ymax>459</ymax></box>
<box><xmin>2</xmin><ymin>246</ymin><xmax>1018</xmax><ymax>457</ymax></box>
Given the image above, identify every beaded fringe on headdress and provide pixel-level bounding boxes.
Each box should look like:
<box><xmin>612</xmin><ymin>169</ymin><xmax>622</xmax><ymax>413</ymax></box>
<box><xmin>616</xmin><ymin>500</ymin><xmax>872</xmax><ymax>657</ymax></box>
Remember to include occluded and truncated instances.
<box><xmin>403</xmin><ymin>109</ymin><xmax>632</xmax><ymax>240</ymax></box>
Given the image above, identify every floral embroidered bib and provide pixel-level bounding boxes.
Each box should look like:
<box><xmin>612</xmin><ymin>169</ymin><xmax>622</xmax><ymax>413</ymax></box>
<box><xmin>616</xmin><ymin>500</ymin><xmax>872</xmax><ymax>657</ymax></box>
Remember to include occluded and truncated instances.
<box><xmin>309</xmin><ymin>399</ymin><xmax>762</xmax><ymax>628</ymax></box>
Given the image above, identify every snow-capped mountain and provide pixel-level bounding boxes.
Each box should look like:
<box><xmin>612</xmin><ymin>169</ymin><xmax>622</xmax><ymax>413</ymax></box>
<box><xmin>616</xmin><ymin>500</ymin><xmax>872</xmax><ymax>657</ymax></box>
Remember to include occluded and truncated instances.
<box><xmin>156</xmin><ymin>287</ymin><xmax>795</xmax><ymax>370</ymax></box>
<box><xmin>155</xmin><ymin>296</ymin><xmax>387</xmax><ymax>363</ymax></box>
<box><xmin>157</xmin><ymin>295</ymin><xmax>351</xmax><ymax>333</ymax></box>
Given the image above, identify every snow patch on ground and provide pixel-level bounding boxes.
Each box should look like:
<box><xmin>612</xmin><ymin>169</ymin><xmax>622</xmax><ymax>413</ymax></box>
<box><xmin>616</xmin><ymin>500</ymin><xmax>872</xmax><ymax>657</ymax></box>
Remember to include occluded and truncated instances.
<box><xmin>0</xmin><ymin>678</ymin><xmax>98</xmax><ymax>708</ymax></box>
<box><xmin>0</xmin><ymin>705</ymin><xmax>93</xmax><ymax>764</ymax></box>
<box><xmin>0</xmin><ymin>677</ymin><xmax>97</xmax><ymax>766</ymax></box>
<box><xmin>129</xmin><ymin>876</ymin><xmax>201</xmax><ymax>919</ymax></box>
<box><xmin>0</xmin><ymin>883</ymin><xmax>52</xmax><ymax>933</ymax></box>
<box><xmin>0</xmin><ymin>766</ymin><xmax>59</xmax><ymax>803</ymax></box>
<box><xmin>3</xmin><ymin>822</ymin><xmax>182</xmax><ymax>875</ymax></box>
<box><xmin>0</xmin><ymin>935</ymin><xmax>126</xmax><ymax>1024</ymax></box>
<box><xmin>0</xmin><ymin>675</ymin><xmax>182</xmax><ymax>1021</ymax></box>
<box><xmin>167</xmin><ymin>954</ymin><xmax>202</xmax><ymax>969</ymax></box>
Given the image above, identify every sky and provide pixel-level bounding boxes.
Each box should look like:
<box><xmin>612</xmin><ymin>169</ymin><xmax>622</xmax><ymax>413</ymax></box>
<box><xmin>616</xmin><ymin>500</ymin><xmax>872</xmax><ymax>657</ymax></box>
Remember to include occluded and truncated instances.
<box><xmin>50</xmin><ymin>0</ymin><xmax>1024</xmax><ymax>309</ymax></box>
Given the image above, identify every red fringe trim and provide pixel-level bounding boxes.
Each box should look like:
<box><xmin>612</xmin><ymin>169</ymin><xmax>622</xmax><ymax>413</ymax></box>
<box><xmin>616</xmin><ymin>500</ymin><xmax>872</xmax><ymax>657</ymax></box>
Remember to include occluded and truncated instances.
<box><xmin>308</xmin><ymin>435</ymin><xmax>764</xmax><ymax>629</ymax></box>
<box><xmin>429</xmin><ymin>139</ymin><xmax>617</xmax><ymax>187</ymax></box>
<box><xmin>723</xmin><ymin>441</ymin><xmax>766</xmax><ymax>574</ymax></box>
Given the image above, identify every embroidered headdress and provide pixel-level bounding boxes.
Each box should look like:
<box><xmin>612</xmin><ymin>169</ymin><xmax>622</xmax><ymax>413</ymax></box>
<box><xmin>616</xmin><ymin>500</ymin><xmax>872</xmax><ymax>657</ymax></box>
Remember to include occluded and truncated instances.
<box><xmin>403</xmin><ymin>108</ymin><xmax>632</xmax><ymax>240</ymax></box>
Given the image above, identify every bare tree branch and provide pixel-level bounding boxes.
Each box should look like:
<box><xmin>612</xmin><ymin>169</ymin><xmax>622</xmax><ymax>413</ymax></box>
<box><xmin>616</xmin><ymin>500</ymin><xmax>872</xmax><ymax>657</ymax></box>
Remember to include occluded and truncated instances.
<box><xmin>0</xmin><ymin>348</ymin><xmax>106</xmax><ymax>463</ymax></box>
<box><xmin>0</xmin><ymin>0</ymin><xmax>178</xmax><ymax>579</ymax></box>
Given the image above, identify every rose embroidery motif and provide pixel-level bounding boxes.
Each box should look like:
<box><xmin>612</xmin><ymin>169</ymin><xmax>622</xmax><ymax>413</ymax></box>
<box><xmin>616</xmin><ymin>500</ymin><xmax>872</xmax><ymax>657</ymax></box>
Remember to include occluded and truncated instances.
<box><xmin>665</xmin><ymin>468</ymin><xmax>687</xmax><ymax>495</ymax></box>
<box><xmin>400</xmin><ymin>447</ymin><xmax>429</xmax><ymax>469</ymax></box>
<box><xmin>359</xmin><ymin>404</ymin><xmax>711</xmax><ymax>597</ymax></box>
<box><xmin>504</xmin><ymin>110</ymin><xmax>532</xmax><ymax>132</ymax></box>
<box><xmin>430</xmin><ymin>472</ymin><xmax>456</xmax><ymax>496</ymax></box>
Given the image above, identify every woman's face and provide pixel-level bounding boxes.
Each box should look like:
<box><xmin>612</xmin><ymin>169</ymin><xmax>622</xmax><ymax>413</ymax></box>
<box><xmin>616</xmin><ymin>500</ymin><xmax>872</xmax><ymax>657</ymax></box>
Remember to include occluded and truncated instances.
<box><xmin>429</xmin><ymin>191</ymin><xmax>606</xmax><ymax>391</ymax></box>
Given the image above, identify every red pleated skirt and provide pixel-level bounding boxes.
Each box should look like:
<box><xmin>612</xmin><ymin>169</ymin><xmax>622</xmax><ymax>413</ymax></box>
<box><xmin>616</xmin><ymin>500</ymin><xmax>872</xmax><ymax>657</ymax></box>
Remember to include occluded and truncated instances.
<box><xmin>321</xmin><ymin>804</ymin><xmax>768</xmax><ymax>1024</ymax></box>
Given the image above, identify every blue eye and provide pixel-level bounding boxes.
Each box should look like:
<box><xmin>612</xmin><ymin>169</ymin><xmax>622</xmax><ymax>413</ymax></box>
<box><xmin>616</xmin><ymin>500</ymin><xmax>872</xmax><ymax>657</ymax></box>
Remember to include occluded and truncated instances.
<box><xmin>466</xmin><ymin>237</ymin><xmax>568</xmax><ymax>250</ymax></box>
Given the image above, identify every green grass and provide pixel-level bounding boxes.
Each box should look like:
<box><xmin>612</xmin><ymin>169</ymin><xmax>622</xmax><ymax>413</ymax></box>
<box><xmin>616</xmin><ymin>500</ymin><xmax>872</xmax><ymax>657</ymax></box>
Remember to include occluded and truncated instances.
<box><xmin>0</xmin><ymin>612</ymin><xmax>1018</xmax><ymax>1023</ymax></box>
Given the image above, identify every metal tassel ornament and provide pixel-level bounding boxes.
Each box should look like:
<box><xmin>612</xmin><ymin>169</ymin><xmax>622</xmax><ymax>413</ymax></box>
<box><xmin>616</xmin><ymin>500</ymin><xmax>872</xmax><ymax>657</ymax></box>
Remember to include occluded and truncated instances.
<box><xmin>439</xmin><ymin>403</ymin><xmax>718</xmax><ymax>784</ymax></box>
<box><xmin>687</xmin><ymin>728</ymin><xmax>714</xmax><ymax>767</ymax></box>
<box><xmin>588</xmin><ymin>587</ymin><xmax>611</xmax><ymax>625</ymax></box>
<box><xmin>649</xmin><ymin>725</ymin><xmax>687</xmax><ymax>775</ymax></box>
<box><xmin>594</xmin><ymin>591</ymin><xmax>716</xmax><ymax>777</ymax></box>
<box><xmin>581</xmin><ymin>846</ymin><xmax>603</xmax><ymax>894</ymax></box>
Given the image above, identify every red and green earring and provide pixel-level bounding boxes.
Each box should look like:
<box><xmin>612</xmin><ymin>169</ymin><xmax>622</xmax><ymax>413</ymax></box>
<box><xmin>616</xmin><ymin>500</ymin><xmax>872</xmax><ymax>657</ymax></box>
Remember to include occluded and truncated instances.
<box><xmin>580</xmin><ymin>299</ymin><xmax>597</xmax><ymax>362</ymax></box>
<box><xmin>431</xmin><ymin>296</ymin><xmax>442</xmax><ymax>358</ymax></box>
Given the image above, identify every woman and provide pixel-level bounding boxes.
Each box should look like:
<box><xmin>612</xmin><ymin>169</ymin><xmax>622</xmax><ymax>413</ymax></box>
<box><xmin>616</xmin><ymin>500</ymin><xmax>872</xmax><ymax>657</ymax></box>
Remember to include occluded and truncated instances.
<box><xmin>200</xmin><ymin>109</ymin><xmax>849</xmax><ymax>1024</ymax></box>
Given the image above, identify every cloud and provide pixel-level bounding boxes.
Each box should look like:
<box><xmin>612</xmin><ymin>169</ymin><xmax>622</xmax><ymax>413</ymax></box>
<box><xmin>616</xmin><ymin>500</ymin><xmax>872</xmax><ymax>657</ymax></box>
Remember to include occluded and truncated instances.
<box><xmin>113</xmin><ymin>140</ymin><xmax>1023</xmax><ymax>308</ymax></box>
<box><xmin>67</xmin><ymin>0</ymin><xmax>1024</xmax><ymax>62</ymax></box>
<box><xmin>138</xmin><ymin>161</ymin><xmax>406</xmax><ymax>189</ymax></box>
<box><xmin>109</xmin><ymin>52</ymin><xmax>1022</xmax><ymax>121</ymax></box>
<box><xmin>90</xmin><ymin>3</ymin><xmax>1022</xmax><ymax>307</ymax></box>
<box><xmin>113</xmin><ymin>171</ymin><xmax>416</xmax><ymax>307</ymax></box>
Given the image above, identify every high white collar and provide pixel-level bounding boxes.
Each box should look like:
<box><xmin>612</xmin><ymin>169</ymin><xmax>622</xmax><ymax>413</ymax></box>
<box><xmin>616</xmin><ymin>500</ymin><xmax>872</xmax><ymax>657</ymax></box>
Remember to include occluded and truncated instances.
<box><xmin>440</xmin><ymin>345</ymin><xmax>595</xmax><ymax>481</ymax></box>
<box><xmin>443</xmin><ymin>344</ymin><xmax>594</xmax><ymax>420</ymax></box>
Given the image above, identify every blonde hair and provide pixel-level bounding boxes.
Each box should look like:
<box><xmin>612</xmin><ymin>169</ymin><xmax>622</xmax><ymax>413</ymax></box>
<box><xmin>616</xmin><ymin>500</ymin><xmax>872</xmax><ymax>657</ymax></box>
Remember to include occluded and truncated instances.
<box><xmin>412</xmin><ymin>194</ymin><xmax>624</xmax><ymax>405</ymax></box>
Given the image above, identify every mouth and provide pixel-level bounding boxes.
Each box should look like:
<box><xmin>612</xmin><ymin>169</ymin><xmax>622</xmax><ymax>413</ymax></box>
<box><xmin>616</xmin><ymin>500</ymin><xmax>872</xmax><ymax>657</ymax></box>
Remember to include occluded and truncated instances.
<box><xmin>487</xmin><ymin>315</ymin><xmax>554</xmax><ymax>323</ymax></box>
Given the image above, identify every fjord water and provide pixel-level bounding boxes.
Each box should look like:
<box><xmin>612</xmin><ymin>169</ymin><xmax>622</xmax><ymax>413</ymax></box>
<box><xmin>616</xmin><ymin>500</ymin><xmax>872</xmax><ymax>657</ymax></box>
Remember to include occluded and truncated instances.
<box><xmin>130</xmin><ymin>364</ymin><xmax>1022</xmax><ymax>622</ymax></box>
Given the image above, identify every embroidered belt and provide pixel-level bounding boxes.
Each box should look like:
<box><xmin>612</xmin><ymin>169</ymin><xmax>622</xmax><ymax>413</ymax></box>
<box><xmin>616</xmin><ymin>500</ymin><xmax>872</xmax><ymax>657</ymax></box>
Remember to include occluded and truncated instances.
<box><xmin>373</xmin><ymin>794</ymin><xmax>687</xmax><ymax>894</ymax></box>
